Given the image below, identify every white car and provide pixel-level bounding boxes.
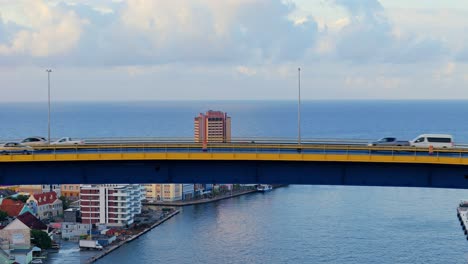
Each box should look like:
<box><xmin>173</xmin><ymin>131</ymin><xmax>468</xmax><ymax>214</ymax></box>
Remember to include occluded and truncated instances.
<box><xmin>410</xmin><ymin>134</ymin><xmax>454</xmax><ymax>148</ymax></box>
<box><xmin>51</xmin><ymin>137</ymin><xmax>84</xmax><ymax>145</ymax></box>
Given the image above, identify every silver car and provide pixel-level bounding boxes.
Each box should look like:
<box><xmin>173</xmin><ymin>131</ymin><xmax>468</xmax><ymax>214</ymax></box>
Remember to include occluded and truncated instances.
<box><xmin>21</xmin><ymin>136</ymin><xmax>48</xmax><ymax>146</ymax></box>
<box><xmin>367</xmin><ymin>137</ymin><xmax>410</xmax><ymax>147</ymax></box>
<box><xmin>0</xmin><ymin>142</ymin><xmax>34</xmax><ymax>155</ymax></box>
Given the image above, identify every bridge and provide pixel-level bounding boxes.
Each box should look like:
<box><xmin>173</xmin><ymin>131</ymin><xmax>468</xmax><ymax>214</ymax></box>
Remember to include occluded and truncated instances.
<box><xmin>2</xmin><ymin>138</ymin><xmax>468</xmax><ymax>188</ymax></box>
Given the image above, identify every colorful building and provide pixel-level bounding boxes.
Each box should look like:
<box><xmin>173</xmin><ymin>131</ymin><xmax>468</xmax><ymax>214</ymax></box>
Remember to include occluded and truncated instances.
<box><xmin>0</xmin><ymin>199</ymin><xmax>32</xmax><ymax>218</ymax></box>
<box><xmin>61</xmin><ymin>184</ymin><xmax>81</xmax><ymax>200</ymax></box>
<box><xmin>194</xmin><ymin>110</ymin><xmax>231</xmax><ymax>143</ymax></box>
<box><xmin>145</xmin><ymin>184</ymin><xmax>182</xmax><ymax>201</ymax></box>
<box><xmin>25</xmin><ymin>191</ymin><xmax>63</xmax><ymax>220</ymax></box>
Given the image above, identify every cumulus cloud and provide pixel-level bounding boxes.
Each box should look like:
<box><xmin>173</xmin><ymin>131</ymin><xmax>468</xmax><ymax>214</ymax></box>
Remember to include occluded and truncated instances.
<box><xmin>332</xmin><ymin>0</ymin><xmax>449</xmax><ymax>63</ymax></box>
<box><xmin>0</xmin><ymin>0</ymin><xmax>84</xmax><ymax>57</ymax></box>
<box><xmin>0</xmin><ymin>0</ymin><xmax>318</xmax><ymax>67</ymax></box>
<box><xmin>116</xmin><ymin>0</ymin><xmax>318</xmax><ymax>64</ymax></box>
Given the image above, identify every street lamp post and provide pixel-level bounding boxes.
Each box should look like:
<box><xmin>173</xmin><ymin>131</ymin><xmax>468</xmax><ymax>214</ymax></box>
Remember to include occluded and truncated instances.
<box><xmin>46</xmin><ymin>69</ymin><xmax>52</xmax><ymax>144</ymax></box>
<box><xmin>298</xmin><ymin>67</ymin><xmax>301</xmax><ymax>147</ymax></box>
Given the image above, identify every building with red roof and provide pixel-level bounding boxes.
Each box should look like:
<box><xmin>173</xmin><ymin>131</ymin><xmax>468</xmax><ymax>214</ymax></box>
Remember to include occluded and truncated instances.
<box><xmin>0</xmin><ymin>199</ymin><xmax>30</xmax><ymax>217</ymax></box>
<box><xmin>16</xmin><ymin>212</ymin><xmax>47</xmax><ymax>231</ymax></box>
<box><xmin>26</xmin><ymin>191</ymin><xmax>63</xmax><ymax>220</ymax></box>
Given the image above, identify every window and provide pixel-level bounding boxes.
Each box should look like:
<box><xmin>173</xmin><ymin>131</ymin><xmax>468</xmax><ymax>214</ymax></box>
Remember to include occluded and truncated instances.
<box><xmin>415</xmin><ymin>137</ymin><xmax>424</xmax><ymax>143</ymax></box>
<box><xmin>427</xmin><ymin>137</ymin><xmax>451</xmax><ymax>143</ymax></box>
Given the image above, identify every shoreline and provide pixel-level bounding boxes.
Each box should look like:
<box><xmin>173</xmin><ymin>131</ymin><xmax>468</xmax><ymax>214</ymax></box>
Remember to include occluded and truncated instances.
<box><xmin>85</xmin><ymin>209</ymin><xmax>180</xmax><ymax>264</ymax></box>
<box><xmin>143</xmin><ymin>189</ymin><xmax>258</xmax><ymax>207</ymax></box>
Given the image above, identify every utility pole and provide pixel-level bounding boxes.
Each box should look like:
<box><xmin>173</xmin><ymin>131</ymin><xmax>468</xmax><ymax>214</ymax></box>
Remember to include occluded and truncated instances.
<box><xmin>46</xmin><ymin>69</ymin><xmax>52</xmax><ymax>144</ymax></box>
<box><xmin>298</xmin><ymin>67</ymin><xmax>301</xmax><ymax>146</ymax></box>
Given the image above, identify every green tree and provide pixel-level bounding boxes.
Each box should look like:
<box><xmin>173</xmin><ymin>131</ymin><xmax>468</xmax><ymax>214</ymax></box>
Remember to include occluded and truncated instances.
<box><xmin>31</xmin><ymin>230</ymin><xmax>52</xmax><ymax>249</ymax></box>
<box><xmin>59</xmin><ymin>195</ymin><xmax>71</xmax><ymax>210</ymax></box>
<box><xmin>0</xmin><ymin>210</ymin><xmax>8</xmax><ymax>221</ymax></box>
<box><xmin>16</xmin><ymin>194</ymin><xmax>30</xmax><ymax>203</ymax></box>
<box><xmin>7</xmin><ymin>195</ymin><xmax>30</xmax><ymax>203</ymax></box>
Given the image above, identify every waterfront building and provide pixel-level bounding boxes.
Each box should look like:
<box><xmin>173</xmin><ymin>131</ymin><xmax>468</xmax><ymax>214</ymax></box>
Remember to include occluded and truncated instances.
<box><xmin>194</xmin><ymin>110</ymin><xmax>231</xmax><ymax>143</ymax></box>
<box><xmin>194</xmin><ymin>184</ymin><xmax>213</xmax><ymax>197</ymax></box>
<box><xmin>61</xmin><ymin>184</ymin><xmax>81</xmax><ymax>200</ymax></box>
<box><xmin>61</xmin><ymin>222</ymin><xmax>90</xmax><ymax>240</ymax></box>
<box><xmin>41</xmin><ymin>184</ymin><xmax>61</xmax><ymax>196</ymax></box>
<box><xmin>182</xmin><ymin>184</ymin><xmax>194</xmax><ymax>200</ymax></box>
<box><xmin>25</xmin><ymin>191</ymin><xmax>63</xmax><ymax>220</ymax></box>
<box><xmin>80</xmin><ymin>184</ymin><xmax>145</xmax><ymax>227</ymax></box>
<box><xmin>145</xmin><ymin>184</ymin><xmax>182</xmax><ymax>201</ymax></box>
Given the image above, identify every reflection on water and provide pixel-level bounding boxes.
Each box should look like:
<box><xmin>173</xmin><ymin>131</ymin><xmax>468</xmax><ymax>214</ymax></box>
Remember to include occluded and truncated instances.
<box><xmin>95</xmin><ymin>186</ymin><xmax>468</xmax><ymax>264</ymax></box>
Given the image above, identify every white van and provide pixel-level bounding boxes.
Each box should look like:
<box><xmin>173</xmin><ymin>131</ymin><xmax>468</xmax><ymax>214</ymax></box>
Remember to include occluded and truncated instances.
<box><xmin>410</xmin><ymin>134</ymin><xmax>454</xmax><ymax>148</ymax></box>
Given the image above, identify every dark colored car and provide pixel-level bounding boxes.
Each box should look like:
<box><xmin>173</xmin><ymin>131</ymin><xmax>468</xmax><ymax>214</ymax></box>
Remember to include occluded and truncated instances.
<box><xmin>367</xmin><ymin>137</ymin><xmax>410</xmax><ymax>147</ymax></box>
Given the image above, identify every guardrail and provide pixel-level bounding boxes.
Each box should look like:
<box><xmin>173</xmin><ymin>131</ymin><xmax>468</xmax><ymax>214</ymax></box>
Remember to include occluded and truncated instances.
<box><xmin>3</xmin><ymin>142</ymin><xmax>468</xmax><ymax>155</ymax></box>
<box><xmin>0</xmin><ymin>137</ymin><xmax>373</xmax><ymax>145</ymax></box>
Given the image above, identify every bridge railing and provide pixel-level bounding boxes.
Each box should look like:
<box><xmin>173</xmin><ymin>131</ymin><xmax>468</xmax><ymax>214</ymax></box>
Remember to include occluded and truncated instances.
<box><xmin>4</xmin><ymin>142</ymin><xmax>468</xmax><ymax>159</ymax></box>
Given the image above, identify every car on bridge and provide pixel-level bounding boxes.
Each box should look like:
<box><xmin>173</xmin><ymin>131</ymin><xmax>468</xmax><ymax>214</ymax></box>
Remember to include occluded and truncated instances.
<box><xmin>0</xmin><ymin>142</ymin><xmax>34</xmax><ymax>155</ymax></box>
<box><xmin>367</xmin><ymin>137</ymin><xmax>410</xmax><ymax>147</ymax></box>
<box><xmin>51</xmin><ymin>137</ymin><xmax>84</xmax><ymax>145</ymax></box>
<box><xmin>20</xmin><ymin>136</ymin><xmax>48</xmax><ymax>146</ymax></box>
<box><xmin>410</xmin><ymin>134</ymin><xmax>454</xmax><ymax>148</ymax></box>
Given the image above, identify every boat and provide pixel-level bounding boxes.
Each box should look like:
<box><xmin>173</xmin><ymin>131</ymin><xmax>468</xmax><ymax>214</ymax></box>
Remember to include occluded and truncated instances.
<box><xmin>256</xmin><ymin>184</ymin><xmax>273</xmax><ymax>192</ymax></box>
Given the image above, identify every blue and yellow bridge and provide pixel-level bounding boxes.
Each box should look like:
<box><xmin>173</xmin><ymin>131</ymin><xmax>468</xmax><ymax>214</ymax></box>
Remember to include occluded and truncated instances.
<box><xmin>2</xmin><ymin>138</ymin><xmax>468</xmax><ymax>188</ymax></box>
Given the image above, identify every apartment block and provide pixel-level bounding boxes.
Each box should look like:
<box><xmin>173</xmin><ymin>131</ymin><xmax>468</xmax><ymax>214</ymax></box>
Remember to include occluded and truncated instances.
<box><xmin>80</xmin><ymin>184</ymin><xmax>145</xmax><ymax>227</ymax></box>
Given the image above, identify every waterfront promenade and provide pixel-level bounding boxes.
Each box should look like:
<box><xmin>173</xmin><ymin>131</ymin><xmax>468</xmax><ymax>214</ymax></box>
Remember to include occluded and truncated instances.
<box><xmin>143</xmin><ymin>189</ymin><xmax>258</xmax><ymax>206</ymax></box>
<box><xmin>85</xmin><ymin>209</ymin><xmax>180</xmax><ymax>263</ymax></box>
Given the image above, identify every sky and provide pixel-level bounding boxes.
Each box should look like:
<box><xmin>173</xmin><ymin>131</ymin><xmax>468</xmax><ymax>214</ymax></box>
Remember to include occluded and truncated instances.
<box><xmin>1</xmin><ymin>0</ymin><xmax>468</xmax><ymax>101</ymax></box>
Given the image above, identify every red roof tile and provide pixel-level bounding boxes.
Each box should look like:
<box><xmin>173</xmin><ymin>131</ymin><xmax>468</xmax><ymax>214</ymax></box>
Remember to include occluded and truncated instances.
<box><xmin>0</xmin><ymin>199</ymin><xmax>24</xmax><ymax>217</ymax></box>
<box><xmin>16</xmin><ymin>212</ymin><xmax>47</xmax><ymax>230</ymax></box>
<box><xmin>32</xmin><ymin>191</ymin><xmax>58</xmax><ymax>206</ymax></box>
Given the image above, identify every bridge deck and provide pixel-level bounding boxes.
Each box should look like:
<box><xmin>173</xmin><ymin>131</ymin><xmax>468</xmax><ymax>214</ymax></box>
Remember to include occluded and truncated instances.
<box><xmin>1</xmin><ymin>143</ymin><xmax>468</xmax><ymax>166</ymax></box>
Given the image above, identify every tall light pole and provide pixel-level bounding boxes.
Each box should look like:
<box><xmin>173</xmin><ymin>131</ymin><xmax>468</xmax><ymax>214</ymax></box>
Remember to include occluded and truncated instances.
<box><xmin>46</xmin><ymin>69</ymin><xmax>52</xmax><ymax>144</ymax></box>
<box><xmin>298</xmin><ymin>67</ymin><xmax>301</xmax><ymax>146</ymax></box>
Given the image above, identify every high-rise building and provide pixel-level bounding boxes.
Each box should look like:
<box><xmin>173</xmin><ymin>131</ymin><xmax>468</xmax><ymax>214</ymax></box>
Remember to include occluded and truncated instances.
<box><xmin>80</xmin><ymin>184</ymin><xmax>144</xmax><ymax>227</ymax></box>
<box><xmin>194</xmin><ymin>110</ymin><xmax>231</xmax><ymax>143</ymax></box>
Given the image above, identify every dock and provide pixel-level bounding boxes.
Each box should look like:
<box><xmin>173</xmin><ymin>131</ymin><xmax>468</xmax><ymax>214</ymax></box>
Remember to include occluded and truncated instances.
<box><xmin>457</xmin><ymin>201</ymin><xmax>468</xmax><ymax>239</ymax></box>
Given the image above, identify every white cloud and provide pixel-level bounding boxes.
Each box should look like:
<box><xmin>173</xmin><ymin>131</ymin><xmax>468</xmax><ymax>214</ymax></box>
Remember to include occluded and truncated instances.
<box><xmin>0</xmin><ymin>0</ymin><xmax>84</xmax><ymax>57</ymax></box>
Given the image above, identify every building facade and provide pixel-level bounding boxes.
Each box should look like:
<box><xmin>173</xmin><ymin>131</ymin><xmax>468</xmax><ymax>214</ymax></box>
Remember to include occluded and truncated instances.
<box><xmin>194</xmin><ymin>110</ymin><xmax>231</xmax><ymax>143</ymax></box>
<box><xmin>80</xmin><ymin>184</ymin><xmax>145</xmax><ymax>227</ymax></box>
<box><xmin>145</xmin><ymin>184</ymin><xmax>183</xmax><ymax>202</ymax></box>
<box><xmin>26</xmin><ymin>191</ymin><xmax>63</xmax><ymax>220</ymax></box>
<box><xmin>182</xmin><ymin>184</ymin><xmax>194</xmax><ymax>200</ymax></box>
<box><xmin>41</xmin><ymin>185</ymin><xmax>61</xmax><ymax>196</ymax></box>
<box><xmin>61</xmin><ymin>184</ymin><xmax>81</xmax><ymax>200</ymax></box>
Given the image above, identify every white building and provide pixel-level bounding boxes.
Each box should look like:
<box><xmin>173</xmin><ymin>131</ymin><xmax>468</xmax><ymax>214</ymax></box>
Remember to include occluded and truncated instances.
<box><xmin>41</xmin><ymin>184</ymin><xmax>61</xmax><ymax>196</ymax></box>
<box><xmin>80</xmin><ymin>184</ymin><xmax>145</xmax><ymax>227</ymax></box>
<box><xmin>61</xmin><ymin>222</ymin><xmax>90</xmax><ymax>240</ymax></box>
